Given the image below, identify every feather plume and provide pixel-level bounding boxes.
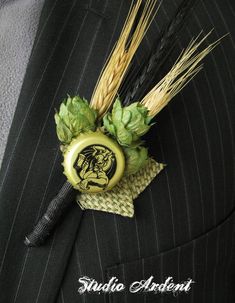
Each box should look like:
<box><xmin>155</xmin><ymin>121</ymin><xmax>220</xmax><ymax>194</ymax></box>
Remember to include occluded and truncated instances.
<box><xmin>90</xmin><ymin>0</ymin><xmax>159</xmax><ymax>118</ymax></box>
<box><xmin>141</xmin><ymin>31</ymin><xmax>221</xmax><ymax>116</ymax></box>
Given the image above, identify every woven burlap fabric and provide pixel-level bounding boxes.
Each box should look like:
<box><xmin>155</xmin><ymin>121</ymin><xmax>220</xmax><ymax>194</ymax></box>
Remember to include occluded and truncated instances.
<box><xmin>77</xmin><ymin>159</ymin><xmax>165</xmax><ymax>217</ymax></box>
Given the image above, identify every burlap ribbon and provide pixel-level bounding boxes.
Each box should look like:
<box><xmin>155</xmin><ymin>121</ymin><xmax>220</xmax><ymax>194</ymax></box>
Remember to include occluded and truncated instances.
<box><xmin>77</xmin><ymin>159</ymin><xmax>165</xmax><ymax>217</ymax></box>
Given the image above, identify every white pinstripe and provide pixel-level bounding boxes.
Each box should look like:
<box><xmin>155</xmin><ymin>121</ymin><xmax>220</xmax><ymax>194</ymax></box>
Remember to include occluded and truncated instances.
<box><xmin>182</xmin><ymin>21</ymin><xmax>225</xmax><ymax>226</ymax></box>
<box><xmin>212</xmin><ymin>227</ymin><xmax>220</xmax><ymax>303</ymax></box>
<box><xmin>122</xmin><ymin>263</ymin><xmax>128</xmax><ymax>303</ymax></box>
<box><xmin>144</xmin><ymin>25</ymin><xmax>177</xmax><ymax>252</ymax></box>
<box><xmin>134</xmin><ymin>216</ymin><xmax>141</xmax><ymax>259</ymax></box>
<box><xmin>157</xmin><ymin>133</ymin><xmax>176</xmax><ymax>248</ymax></box>
<box><xmin>13</xmin><ymin>148</ymin><xmax>60</xmax><ymax>303</ymax></box>
<box><xmin>74</xmin><ymin>0</ymin><xmax>109</xmax><ymax>94</ymax></box>
<box><xmin>148</xmin><ymin>186</ymin><xmax>160</xmax><ymax>252</ymax></box>
<box><xmin>214</xmin><ymin>0</ymin><xmax>235</xmax><ymax>50</ymax></box>
<box><xmin>202</xmin><ymin>233</ymin><xmax>208</xmax><ymax>303</ymax></box>
<box><xmin>202</xmin><ymin>0</ymin><xmax>235</xmax><ymax>206</ymax></box>
<box><xmin>92</xmin><ymin>212</ymin><xmax>105</xmax><ymax>282</ymax></box>
<box><xmin>168</xmin><ymin>106</ymin><xmax>192</xmax><ymax>238</ymax></box>
<box><xmin>61</xmin><ymin>289</ymin><xmax>65</xmax><ymax>303</ymax></box>
<box><xmin>227</xmin><ymin>0</ymin><xmax>235</xmax><ymax>19</ymax></box>
<box><xmin>194</xmin><ymin>6</ymin><xmax>235</xmax><ymax>218</ymax></box>
<box><xmin>159</xmin><ymin>252</ymin><xmax>164</xmax><ymax>303</ymax></box>
<box><xmin>225</xmin><ymin>216</ymin><xmax>235</xmax><ymax>302</ymax></box>
<box><xmin>191</xmin><ymin>240</ymin><xmax>195</xmax><ymax>303</ymax></box>
<box><xmin>177</xmin><ymin>246</ymin><xmax>181</xmax><ymax>303</ymax></box>
<box><xmin>35</xmin><ymin>232</ymin><xmax>57</xmax><ymax>303</ymax></box>
<box><xmin>180</xmin><ymin>90</ymin><xmax>206</xmax><ymax>232</ymax></box>
<box><xmin>13</xmin><ymin>249</ymin><xmax>31</xmax><ymax>303</ymax></box>
<box><xmin>163</xmin><ymin>4</ymin><xmax>193</xmax><ymax>239</ymax></box>
<box><xmin>75</xmin><ymin>243</ymin><xmax>86</xmax><ymax>303</ymax></box>
<box><xmin>141</xmin><ymin>259</ymin><xmax>147</xmax><ymax>303</ymax></box>
<box><xmin>29</xmin><ymin>0</ymin><xmax>60</xmax><ymax>59</ymax></box>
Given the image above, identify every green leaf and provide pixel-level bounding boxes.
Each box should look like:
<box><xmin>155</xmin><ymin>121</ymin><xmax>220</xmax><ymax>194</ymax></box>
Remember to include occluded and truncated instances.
<box><xmin>103</xmin><ymin>114</ymin><xmax>116</xmax><ymax>136</ymax></box>
<box><xmin>103</xmin><ymin>98</ymin><xmax>152</xmax><ymax>147</ymax></box>
<box><xmin>54</xmin><ymin>95</ymin><xmax>97</xmax><ymax>144</ymax></box>
<box><xmin>116</xmin><ymin>124</ymin><xmax>133</xmax><ymax>146</ymax></box>
<box><xmin>55</xmin><ymin>113</ymin><xmax>73</xmax><ymax>144</ymax></box>
<box><xmin>124</xmin><ymin>146</ymin><xmax>149</xmax><ymax>175</ymax></box>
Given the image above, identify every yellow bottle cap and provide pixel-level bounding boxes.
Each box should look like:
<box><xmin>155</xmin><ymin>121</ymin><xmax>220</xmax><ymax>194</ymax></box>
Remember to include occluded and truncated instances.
<box><xmin>63</xmin><ymin>131</ymin><xmax>125</xmax><ymax>193</ymax></box>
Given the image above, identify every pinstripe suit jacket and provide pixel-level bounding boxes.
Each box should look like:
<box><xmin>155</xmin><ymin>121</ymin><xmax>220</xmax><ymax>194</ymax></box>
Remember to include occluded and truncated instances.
<box><xmin>0</xmin><ymin>0</ymin><xmax>235</xmax><ymax>302</ymax></box>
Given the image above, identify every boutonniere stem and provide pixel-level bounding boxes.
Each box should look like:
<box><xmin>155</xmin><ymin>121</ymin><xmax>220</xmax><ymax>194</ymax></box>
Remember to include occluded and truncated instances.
<box><xmin>25</xmin><ymin>0</ymin><xmax>223</xmax><ymax>247</ymax></box>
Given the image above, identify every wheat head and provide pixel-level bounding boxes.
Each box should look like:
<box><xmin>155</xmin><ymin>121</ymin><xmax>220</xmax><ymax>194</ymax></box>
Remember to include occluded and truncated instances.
<box><xmin>141</xmin><ymin>31</ymin><xmax>223</xmax><ymax>117</ymax></box>
<box><xmin>90</xmin><ymin>0</ymin><xmax>159</xmax><ymax>118</ymax></box>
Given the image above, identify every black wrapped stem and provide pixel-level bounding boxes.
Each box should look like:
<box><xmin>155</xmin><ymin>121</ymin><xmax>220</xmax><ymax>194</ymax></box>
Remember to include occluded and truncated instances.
<box><xmin>24</xmin><ymin>181</ymin><xmax>77</xmax><ymax>247</ymax></box>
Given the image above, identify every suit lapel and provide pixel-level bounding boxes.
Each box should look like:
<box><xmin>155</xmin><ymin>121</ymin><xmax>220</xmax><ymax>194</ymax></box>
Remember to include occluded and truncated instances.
<box><xmin>0</xmin><ymin>0</ymin><xmax>130</xmax><ymax>302</ymax></box>
<box><xmin>1</xmin><ymin>0</ymin><xmax>235</xmax><ymax>302</ymax></box>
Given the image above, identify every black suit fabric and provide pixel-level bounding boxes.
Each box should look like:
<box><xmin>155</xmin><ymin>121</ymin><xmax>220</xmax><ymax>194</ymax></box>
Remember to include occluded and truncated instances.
<box><xmin>0</xmin><ymin>0</ymin><xmax>235</xmax><ymax>302</ymax></box>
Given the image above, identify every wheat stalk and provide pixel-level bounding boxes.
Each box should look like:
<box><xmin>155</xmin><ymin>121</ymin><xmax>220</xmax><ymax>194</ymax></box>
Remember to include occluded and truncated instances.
<box><xmin>141</xmin><ymin>31</ymin><xmax>222</xmax><ymax>116</ymax></box>
<box><xmin>90</xmin><ymin>0</ymin><xmax>159</xmax><ymax>118</ymax></box>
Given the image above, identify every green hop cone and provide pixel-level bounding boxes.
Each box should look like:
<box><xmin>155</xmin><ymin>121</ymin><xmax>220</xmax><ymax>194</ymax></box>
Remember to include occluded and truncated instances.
<box><xmin>55</xmin><ymin>96</ymin><xmax>97</xmax><ymax>144</ymax></box>
<box><xmin>124</xmin><ymin>146</ymin><xmax>149</xmax><ymax>175</ymax></box>
<box><xmin>103</xmin><ymin>98</ymin><xmax>152</xmax><ymax>146</ymax></box>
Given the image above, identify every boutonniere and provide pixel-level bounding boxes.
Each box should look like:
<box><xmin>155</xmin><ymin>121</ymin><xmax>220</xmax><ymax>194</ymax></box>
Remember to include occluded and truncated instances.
<box><xmin>25</xmin><ymin>0</ymin><xmax>222</xmax><ymax>246</ymax></box>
